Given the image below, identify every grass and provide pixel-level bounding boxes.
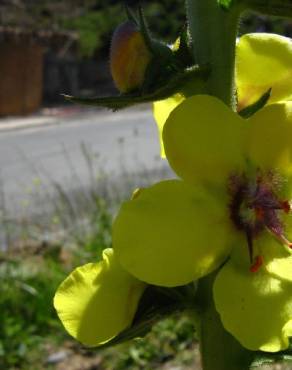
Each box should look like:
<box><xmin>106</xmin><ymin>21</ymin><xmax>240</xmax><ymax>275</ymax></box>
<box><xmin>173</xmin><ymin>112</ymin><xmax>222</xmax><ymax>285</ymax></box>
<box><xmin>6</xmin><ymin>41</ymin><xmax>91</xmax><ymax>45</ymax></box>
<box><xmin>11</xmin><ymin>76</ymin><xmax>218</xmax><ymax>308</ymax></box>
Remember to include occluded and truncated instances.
<box><xmin>0</xmin><ymin>185</ymin><xmax>115</xmax><ymax>369</ymax></box>
<box><xmin>0</xmin><ymin>250</ymin><xmax>67</xmax><ymax>369</ymax></box>
<box><xmin>0</xmin><ymin>194</ymin><xmax>114</xmax><ymax>369</ymax></box>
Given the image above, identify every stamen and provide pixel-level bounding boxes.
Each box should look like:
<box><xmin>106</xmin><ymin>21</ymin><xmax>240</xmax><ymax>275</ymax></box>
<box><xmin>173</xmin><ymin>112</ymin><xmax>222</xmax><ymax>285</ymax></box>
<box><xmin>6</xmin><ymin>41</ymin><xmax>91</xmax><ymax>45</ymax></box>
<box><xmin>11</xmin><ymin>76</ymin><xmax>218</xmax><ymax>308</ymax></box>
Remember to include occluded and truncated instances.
<box><xmin>281</xmin><ymin>200</ymin><xmax>291</xmax><ymax>214</ymax></box>
<box><xmin>266</xmin><ymin>226</ymin><xmax>292</xmax><ymax>249</ymax></box>
<box><xmin>229</xmin><ymin>172</ymin><xmax>292</xmax><ymax>264</ymax></box>
<box><xmin>245</xmin><ymin>228</ymin><xmax>254</xmax><ymax>263</ymax></box>
<box><xmin>250</xmin><ymin>255</ymin><xmax>264</xmax><ymax>273</ymax></box>
<box><xmin>255</xmin><ymin>207</ymin><xmax>264</xmax><ymax>221</ymax></box>
<box><xmin>276</xmin><ymin>234</ymin><xmax>292</xmax><ymax>249</ymax></box>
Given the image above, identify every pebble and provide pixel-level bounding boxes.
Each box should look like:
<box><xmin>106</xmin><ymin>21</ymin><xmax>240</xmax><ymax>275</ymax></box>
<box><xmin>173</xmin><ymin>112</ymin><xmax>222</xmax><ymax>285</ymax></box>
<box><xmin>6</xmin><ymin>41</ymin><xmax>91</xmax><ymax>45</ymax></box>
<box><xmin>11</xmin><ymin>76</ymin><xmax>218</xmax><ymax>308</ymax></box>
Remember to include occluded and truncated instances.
<box><xmin>46</xmin><ymin>350</ymin><xmax>69</xmax><ymax>364</ymax></box>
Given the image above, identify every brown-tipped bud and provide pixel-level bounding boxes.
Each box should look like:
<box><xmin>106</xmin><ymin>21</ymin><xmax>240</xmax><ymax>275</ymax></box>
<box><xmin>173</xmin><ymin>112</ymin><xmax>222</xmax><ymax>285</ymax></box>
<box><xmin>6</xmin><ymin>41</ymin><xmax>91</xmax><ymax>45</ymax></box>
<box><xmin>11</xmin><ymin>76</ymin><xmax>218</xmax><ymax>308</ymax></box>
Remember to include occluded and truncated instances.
<box><xmin>110</xmin><ymin>21</ymin><xmax>152</xmax><ymax>93</ymax></box>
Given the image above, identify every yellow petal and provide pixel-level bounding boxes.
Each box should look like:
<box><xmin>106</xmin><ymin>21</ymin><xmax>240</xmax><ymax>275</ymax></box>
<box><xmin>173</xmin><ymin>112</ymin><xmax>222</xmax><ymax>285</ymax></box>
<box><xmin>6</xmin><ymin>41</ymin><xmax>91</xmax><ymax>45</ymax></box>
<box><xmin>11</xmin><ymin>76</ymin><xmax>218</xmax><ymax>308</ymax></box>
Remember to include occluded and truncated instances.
<box><xmin>113</xmin><ymin>180</ymin><xmax>233</xmax><ymax>287</ymax></box>
<box><xmin>54</xmin><ymin>248</ymin><xmax>145</xmax><ymax>346</ymax></box>
<box><xmin>237</xmin><ymin>33</ymin><xmax>292</xmax><ymax>110</ymax></box>
<box><xmin>259</xmin><ymin>236</ymin><xmax>292</xmax><ymax>283</ymax></box>
<box><xmin>214</xmin><ymin>255</ymin><xmax>292</xmax><ymax>352</ymax></box>
<box><xmin>247</xmin><ymin>101</ymin><xmax>292</xmax><ymax>174</ymax></box>
<box><xmin>163</xmin><ymin>95</ymin><xmax>246</xmax><ymax>187</ymax></box>
<box><xmin>153</xmin><ymin>94</ymin><xmax>185</xmax><ymax>158</ymax></box>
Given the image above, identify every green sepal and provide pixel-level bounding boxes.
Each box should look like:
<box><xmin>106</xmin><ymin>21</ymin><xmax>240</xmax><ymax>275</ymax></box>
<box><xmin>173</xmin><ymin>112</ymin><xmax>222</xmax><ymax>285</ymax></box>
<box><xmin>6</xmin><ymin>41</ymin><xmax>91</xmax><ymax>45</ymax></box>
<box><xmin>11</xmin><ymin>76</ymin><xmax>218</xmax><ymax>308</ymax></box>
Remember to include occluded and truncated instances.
<box><xmin>137</xmin><ymin>6</ymin><xmax>152</xmax><ymax>53</ymax></box>
<box><xmin>173</xmin><ymin>25</ymin><xmax>195</xmax><ymax>68</ymax></box>
<box><xmin>121</xmin><ymin>6</ymin><xmax>196</xmax><ymax>94</ymax></box>
<box><xmin>95</xmin><ymin>284</ymin><xmax>196</xmax><ymax>349</ymax></box>
<box><xmin>137</xmin><ymin>5</ymin><xmax>175</xmax><ymax>65</ymax></box>
<box><xmin>217</xmin><ymin>0</ymin><xmax>234</xmax><ymax>10</ymax></box>
<box><xmin>125</xmin><ymin>5</ymin><xmax>138</xmax><ymax>26</ymax></box>
<box><xmin>63</xmin><ymin>65</ymin><xmax>209</xmax><ymax>111</ymax></box>
<box><xmin>238</xmin><ymin>88</ymin><xmax>271</xmax><ymax>119</ymax></box>
<box><xmin>136</xmin><ymin>7</ymin><xmax>194</xmax><ymax>72</ymax></box>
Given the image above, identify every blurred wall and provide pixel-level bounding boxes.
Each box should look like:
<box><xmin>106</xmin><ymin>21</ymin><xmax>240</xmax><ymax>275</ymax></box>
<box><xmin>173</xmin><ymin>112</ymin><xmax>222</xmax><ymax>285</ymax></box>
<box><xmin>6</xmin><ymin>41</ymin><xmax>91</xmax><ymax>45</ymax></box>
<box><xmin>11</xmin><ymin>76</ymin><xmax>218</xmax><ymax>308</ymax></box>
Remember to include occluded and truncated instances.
<box><xmin>0</xmin><ymin>39</ymin><xmax>43</xmax><ymax>116</ymax></box>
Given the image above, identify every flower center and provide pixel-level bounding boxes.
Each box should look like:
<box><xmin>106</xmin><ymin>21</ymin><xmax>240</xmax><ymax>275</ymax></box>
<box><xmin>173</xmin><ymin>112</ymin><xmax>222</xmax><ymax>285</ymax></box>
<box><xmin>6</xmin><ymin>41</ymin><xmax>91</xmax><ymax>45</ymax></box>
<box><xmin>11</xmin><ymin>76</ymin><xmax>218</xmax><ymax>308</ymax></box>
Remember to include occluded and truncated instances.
<box><xmin>229</xmin><ymin>171</ymin><xmax>291</xmax><ymax>272</ymax></box>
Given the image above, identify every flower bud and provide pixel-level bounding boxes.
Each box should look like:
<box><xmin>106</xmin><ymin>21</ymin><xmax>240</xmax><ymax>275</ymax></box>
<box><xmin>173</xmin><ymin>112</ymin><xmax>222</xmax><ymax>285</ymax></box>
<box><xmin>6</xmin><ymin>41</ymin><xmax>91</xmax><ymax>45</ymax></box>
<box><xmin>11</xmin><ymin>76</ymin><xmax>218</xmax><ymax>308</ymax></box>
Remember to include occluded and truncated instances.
<box><xmin>110</xmin><ymin>21</ymin><xmax>152</xmax><ymax>93</ymax></box>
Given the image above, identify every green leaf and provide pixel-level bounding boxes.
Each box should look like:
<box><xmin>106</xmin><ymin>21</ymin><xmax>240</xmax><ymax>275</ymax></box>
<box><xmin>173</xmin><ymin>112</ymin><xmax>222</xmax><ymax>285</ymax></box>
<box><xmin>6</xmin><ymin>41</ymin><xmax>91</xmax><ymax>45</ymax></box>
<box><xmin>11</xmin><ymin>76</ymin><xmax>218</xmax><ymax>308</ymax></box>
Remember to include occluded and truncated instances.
<box><xmin>63</xmin><ymin>65</ymin><xmax>209</xmax><ymax>111</ymax></box>
<box><xmin>238</xmin><ymin>88</ymin><xmax>271</xmax><ymax>119</ymax></box>
<box><xmin>217</xmin><ymin>0</ymin><xmax>234</xmax><ymax>10</ymax></box>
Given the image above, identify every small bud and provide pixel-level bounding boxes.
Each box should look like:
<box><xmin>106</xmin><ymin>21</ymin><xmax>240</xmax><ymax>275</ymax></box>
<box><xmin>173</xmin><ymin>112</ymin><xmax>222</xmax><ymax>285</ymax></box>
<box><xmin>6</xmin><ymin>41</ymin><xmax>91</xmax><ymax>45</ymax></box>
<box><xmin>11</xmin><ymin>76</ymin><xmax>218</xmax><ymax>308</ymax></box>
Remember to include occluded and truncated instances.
<box><xmin>110</xmin><ymin>21</ymin><xmax>152</xmax><ymax>93</ymax></box>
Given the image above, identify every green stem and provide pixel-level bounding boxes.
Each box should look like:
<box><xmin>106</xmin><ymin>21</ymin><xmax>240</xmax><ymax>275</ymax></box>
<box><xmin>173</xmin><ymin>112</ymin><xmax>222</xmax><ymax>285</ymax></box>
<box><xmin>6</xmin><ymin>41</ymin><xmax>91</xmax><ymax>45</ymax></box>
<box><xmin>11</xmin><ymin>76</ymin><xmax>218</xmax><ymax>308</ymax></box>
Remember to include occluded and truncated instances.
<box><xmin>186</xmin><ymin>0</ymin><xmax>241</xmax><ymax>109</ymax></box>
<box><xmin>197</xmin><ymin>274</ymin><xmax>254</xmax><ymax>370</ymax></box>
<box><xmin>186</xmin><ymin>2</ymin><xmax>253</xmax><ymax>368</ymax></box>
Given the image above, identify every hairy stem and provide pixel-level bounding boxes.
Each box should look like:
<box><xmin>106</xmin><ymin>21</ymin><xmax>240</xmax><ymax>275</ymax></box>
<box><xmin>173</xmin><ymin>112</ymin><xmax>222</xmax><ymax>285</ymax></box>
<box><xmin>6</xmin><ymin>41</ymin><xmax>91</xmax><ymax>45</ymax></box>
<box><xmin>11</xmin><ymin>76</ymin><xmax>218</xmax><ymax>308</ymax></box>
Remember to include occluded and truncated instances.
<box><xmin>197</xmin><ymin>274</ymin><xmax>254</xmax><ymax>370</ymax></box>
<box><xmin>186</xmin><ymin>0</ymin><xmax>241</xmax><ymax>109</ymax></box>
<box><xmin>186</xmin><ymin>2</ymin><xmax>254</xmax><ymax>368</ymax></box>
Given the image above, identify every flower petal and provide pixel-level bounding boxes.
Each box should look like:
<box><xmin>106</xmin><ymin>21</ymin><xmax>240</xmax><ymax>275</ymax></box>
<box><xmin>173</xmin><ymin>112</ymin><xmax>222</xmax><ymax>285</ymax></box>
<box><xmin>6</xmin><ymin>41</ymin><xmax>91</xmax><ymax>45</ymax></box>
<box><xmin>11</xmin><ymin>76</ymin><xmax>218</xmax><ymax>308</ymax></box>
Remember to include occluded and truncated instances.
<box><xmin>153</xmin><ymin>94</ymin><xmax>184</xmax><ymax>158</ymax></box>
<box><xmin>237</xmin><ymin>33</ymin><xmax>292</xmax><ymax>111</ymax></box>
<box><xmin>247</xmin><ymin>101</ymin><xmax>292</xmax><ymax>173</ymax></box>
<box><xmin>260</xmin><ymin>237</ymin><xmax>292</xmax><ymax>283</ymax></box>
<box><xmin>163</xmin><ymin>95</ymin><xmax>246</xmax><ymax>187</ymax></box>
<box><xmin>214</xmin><ymin>252</ymin><xmax>292</xmax><ymax>352</ymax></box>
<box><xmin>54</xmin><ymin>248</ymin><xmax>145</xmax><ymax>346</ymax></box>
<box><xmin>113</xmin><ymin>180</ymin><xmax>233</xmax><ymax>287</ymax></box>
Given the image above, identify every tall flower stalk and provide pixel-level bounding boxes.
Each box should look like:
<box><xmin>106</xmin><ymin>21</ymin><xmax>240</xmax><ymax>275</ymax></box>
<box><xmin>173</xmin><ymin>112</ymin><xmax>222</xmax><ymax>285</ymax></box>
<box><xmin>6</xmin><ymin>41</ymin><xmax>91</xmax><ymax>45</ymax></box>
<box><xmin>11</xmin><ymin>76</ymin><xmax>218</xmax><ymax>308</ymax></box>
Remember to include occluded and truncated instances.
<box><xmin>186</xmin><ymin>0</ymin><xmax>241</xmax><ymax>109</ymax></box>
<box><xmin>186</xmin><ymin>2</ymin><xmax>251</xmax><ymax>369</ymax></box>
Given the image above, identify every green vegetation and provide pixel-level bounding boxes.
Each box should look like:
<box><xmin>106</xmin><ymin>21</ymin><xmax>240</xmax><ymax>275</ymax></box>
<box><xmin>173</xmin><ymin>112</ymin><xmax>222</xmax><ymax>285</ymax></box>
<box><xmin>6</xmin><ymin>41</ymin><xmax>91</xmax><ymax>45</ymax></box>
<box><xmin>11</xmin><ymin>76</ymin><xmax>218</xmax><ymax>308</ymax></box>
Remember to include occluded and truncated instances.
<box><xmin>2</xmin><ymin>1</ymin><xmax>289</xmax><ymax>58</ymax></box>
<box><xmin>0</xmin><ymin>201</ymin><xmax>199</xmax><ymax>369</ymax></box>
<box><xmin>61</xmin><ymin>7</ymin><xmax>123</xmax><ymax>57</ymax></box>
<box><xmin>1</xmin><ymin>0</ymin><xmax>186</xmax><ymax>57</ymax></box>
<box><xmin>62</xmin><ymin>2</ymin><xmax>186</xmax><ymax>56</ymax></box>
<box><xmin>0</xmin><ymin>250</ymin><xmax>67</xmax><ymax>369</ymax></box>
<box><xmin>102</xmin><ymin>316</ymin><xmax>198</xmax><ymax>370</ymax></box>
<box><xmin>0</xmin><ymin>180</ymin><xmax>115</xmax><ymax>369</ymax></box>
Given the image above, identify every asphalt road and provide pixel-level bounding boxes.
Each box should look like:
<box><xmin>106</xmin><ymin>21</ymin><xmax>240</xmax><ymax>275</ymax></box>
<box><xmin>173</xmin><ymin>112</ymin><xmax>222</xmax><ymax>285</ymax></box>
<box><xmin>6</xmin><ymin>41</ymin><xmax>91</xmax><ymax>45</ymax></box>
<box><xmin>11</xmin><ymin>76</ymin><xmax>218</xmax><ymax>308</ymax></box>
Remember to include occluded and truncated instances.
<box><xmin>0</xmin><ymin>107</ymin><xmax>168</xmax><ymax>216</ymax></box>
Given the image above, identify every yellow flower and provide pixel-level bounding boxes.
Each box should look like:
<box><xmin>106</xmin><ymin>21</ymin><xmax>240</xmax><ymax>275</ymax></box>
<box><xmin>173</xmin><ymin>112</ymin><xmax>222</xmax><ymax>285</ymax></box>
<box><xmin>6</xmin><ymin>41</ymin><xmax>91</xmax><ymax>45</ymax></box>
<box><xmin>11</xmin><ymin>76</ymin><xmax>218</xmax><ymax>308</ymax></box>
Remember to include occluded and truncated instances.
<box><xmin>236</xmin><ymin>33</ymin><xmax>292</xmax><ymax>111</ymax></box>
<box><xmin>153</xmin><ymin>94</ymin><xmax>185</xmax><ymax>157</ymax></box>
<box><xmin>55</xmin><ymin>32</ymin><xmax>292</xmax><ymax>352</ymax></box>
<box><xmin>113</xmin><ymin>94</ymin><xmax>292</xmax><ymax>352</ymax></box>
<box><xmin>154</xmin><ymin>33</ymin><xmax>292</xmax><ymax>157</ymax></box>
<box><xmin>54</xmin><ymin>248</ymin><xmax>145</xmax><ymax>346</ymax></box>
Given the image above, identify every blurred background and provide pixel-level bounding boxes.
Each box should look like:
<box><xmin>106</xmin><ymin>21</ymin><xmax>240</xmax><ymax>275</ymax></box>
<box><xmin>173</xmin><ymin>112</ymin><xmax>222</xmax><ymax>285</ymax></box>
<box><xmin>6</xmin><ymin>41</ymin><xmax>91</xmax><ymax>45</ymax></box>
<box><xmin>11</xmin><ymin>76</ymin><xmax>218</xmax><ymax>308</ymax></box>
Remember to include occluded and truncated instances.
<box><xmin>0</xmin><ymin>1</ymin><xmax>291</xmax><ymax>369</ymax></box>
